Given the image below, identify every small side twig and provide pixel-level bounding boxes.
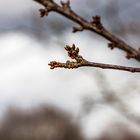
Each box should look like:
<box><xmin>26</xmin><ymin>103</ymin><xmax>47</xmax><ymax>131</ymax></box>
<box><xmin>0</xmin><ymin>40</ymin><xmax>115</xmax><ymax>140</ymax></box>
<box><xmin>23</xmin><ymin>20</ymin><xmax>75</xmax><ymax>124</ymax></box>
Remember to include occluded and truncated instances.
<box><xmin>48</xmin><ymin>44</ymin><xmax>140</xmax><ymax>73</ymax></box>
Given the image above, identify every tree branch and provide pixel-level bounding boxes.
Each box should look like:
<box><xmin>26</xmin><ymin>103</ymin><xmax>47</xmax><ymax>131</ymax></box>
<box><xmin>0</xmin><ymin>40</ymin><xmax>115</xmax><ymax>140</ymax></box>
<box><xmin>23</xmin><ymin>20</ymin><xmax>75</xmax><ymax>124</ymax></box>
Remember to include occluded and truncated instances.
<box><xmin>34</xmin><ymin>0</ymin><xmax>140</xmax><ymax>62</ymax></box>
<box><xmin>48</xmin><ymin>44</ymin><xmax>140</xmax><ymax>73</ymax></box>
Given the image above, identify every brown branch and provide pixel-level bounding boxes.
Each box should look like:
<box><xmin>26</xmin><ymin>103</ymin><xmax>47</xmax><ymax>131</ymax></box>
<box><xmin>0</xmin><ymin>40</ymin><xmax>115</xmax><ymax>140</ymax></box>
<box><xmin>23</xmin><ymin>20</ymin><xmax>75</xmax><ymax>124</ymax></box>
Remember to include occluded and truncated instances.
<box><xmin>48</xmin><ymin>44</ymin><xmax>140</xmax><ymax>73</ymax></box>
<box><xmin>34</xmin><ymin>0</ymin><xmax>140</xmax><ymax>62</ymax></box>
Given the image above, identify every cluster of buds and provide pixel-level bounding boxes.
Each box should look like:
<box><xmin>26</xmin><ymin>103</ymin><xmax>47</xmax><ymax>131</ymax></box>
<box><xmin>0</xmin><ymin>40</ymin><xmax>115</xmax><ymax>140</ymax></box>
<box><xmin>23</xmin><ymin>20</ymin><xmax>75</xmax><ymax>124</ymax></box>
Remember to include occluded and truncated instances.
<box><xmin>65</xmin><ymin>44</ymin><xmax>79</xmax><ymax>59</ymax></box>
<box><xmin>65</xmin><ymin>44</ymin><xmax>85</xmax><ymax>63</ymax></box>
<box><xmin>39</xmin><ymin>9</ymin><xmax>48</xmax><ymax>17</ymax></box>
<box><xmin>36</xmin><ymin>0</ymin><xmax>55</xmax><ymax>17</ymax></box>
<box><xmin>48</xmin><ymin>44</ymin><xmax>86</xmax><ymax>69</ymax></box>
<box><xmin>60</xmin><ymin>0</ymin><xmax>70</xmax><ymax>10</ymax></box>
<box><xmin>91</xmin><ymin>15</ymin><xmax>103</xmax><ymax>30</ymax></box>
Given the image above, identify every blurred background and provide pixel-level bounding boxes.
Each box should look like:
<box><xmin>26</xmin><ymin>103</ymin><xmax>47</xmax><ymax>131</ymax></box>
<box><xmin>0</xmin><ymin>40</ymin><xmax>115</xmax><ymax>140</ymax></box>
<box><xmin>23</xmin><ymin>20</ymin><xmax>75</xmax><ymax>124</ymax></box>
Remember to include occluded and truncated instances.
<box><xmin>0</xmin><ymin>0</ymin><xmax>140</xmax><ymax>139</ymax></box>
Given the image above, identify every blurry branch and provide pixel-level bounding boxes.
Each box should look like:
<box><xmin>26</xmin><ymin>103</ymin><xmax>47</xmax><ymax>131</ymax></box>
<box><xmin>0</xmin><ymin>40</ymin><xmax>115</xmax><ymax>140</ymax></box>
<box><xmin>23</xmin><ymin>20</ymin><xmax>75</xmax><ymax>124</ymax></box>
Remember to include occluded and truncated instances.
<box><xmin>48</xmin><ymin>44</ymin><xmax>140</xmax><ymax>73</ymax></box>
<box><xmin>78</xmin><ymin>70</ymin><xmax>140</xmax><ymax>126</ymax></box>
<box><xmin>97</xmin><ymin>123</ymin><xmax>140</xmax><ymax>140</ymax></box>
<box><xmin>0</xmin><ymin>106</ymin><xmax>84</xmax><ymax>140</ymax></box>
<box><xmin>93</xmin><ymin>71</ymin><xmax>140</xmax><ymax>125</ymax></box>
<box><xmin>34</xmin><ymin>0</ymin><xmax>140</xmax><ymax>62</ymax></box>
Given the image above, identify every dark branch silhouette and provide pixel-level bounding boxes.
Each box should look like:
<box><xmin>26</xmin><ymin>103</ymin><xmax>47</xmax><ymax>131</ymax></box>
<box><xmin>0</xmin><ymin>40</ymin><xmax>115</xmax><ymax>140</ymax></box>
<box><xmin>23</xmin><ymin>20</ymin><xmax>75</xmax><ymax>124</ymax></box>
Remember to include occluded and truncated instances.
<box><xmin>34</xmin><ymin>0</ymin><xmax>140</xmax><ymax>62</ymax></box>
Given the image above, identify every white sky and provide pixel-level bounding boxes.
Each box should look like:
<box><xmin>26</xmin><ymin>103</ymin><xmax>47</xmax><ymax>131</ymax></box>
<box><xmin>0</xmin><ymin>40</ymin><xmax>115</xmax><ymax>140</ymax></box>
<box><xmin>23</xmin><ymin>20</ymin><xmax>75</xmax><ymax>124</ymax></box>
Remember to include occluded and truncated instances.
<box><xmin>0</xmin><ymin>0</ymin><xmax>140</xmax><ymax>138</ymax></box>
<box><xmin>0</xmin><ymin>31</ymin><xmax>140</xmax><ymax>138</ymax></box>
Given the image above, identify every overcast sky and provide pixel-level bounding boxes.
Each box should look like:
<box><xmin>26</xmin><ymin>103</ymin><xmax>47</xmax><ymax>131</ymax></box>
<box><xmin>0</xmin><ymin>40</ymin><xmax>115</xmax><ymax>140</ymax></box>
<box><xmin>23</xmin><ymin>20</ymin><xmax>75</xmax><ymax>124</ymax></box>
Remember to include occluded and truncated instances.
<box><xmin>0</xmin><ymin>0</ymin><xmax>140</xmax><ymax>31</ymax></box>
<box><xmin>0</xmin><ymin>0</ymin><xmax>140</xmax><ymax>138</ymax></box>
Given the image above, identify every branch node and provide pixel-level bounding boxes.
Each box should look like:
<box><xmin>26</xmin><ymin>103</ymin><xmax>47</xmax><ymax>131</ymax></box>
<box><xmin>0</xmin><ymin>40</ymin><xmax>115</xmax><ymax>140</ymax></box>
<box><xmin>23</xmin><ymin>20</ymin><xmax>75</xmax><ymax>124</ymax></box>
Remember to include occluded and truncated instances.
<box><xmin>126</xmin><ymin>52</ymin><xmax>136</xmax><ymax>59</ymax></box>
<box><xmin>108</xmin><ymin>42</ymin><xmax>115</xmax><ymax>50</ymax></box>
<box><xmin>43</xmin><ymin>0</ymin><xmax>54</xmax><ymax>8</ymax></box>
<box><xmin>60</xmin><ymin>0</ymin><xmax>70</xmax><ymax>10</ymax></box>
<box><xmin>65</xmin><ymin>44</ymin><xmax>83</xmax><ymax>62</ymax></box>
<box><xmin>39</xmin><ymin>9</ymin><xmax>48</xmax><ymax>17</ymax></box>
<box><xmin>91</xmin><ymin>15</ymin><xmax>103</xmax><ymax>30</ymax></box>
<box><xmin>72</xmin><ymin>26</ymin><xmax>84</xmax><ymax>33</ymax></box>
<box><xmin>49</xmin><ymin>44</ymin><xmax>86</xmax><ymax>69</ymax></box>
<box><xmin>48</xmin><ymin>44</ymin><xmax>140</xmax><ymax>72</ymax></box>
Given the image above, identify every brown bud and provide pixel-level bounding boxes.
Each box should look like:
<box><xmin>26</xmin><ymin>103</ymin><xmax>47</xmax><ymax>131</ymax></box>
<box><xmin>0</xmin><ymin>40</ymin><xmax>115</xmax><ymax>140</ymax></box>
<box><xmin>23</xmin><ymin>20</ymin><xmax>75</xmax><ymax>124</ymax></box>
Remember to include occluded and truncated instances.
<box><xmin>72</xmin><ymin>44</ymin><xmax>76</xmax><ymax>50</ymax></box>
<box><xmin>39</xmin><ymin>9</ymin><xmax>48</xmax><ymax>17</ymax></box>
<box><xmin>126</xmin><ymin>52</ymin><xmax>134</xmax><ymax>59</ymax></box>
<box><xmin>76</xmin><ymin>47</ymin><xmax>79</xmax><ymax>53</ymax></box>
<box><xmin>68</xmin><ymin>52</ymin><xmax>72</xmax><ymax>57</ymax></box>
<box><xmin>72</xmin><ymin>26</ymin><xmax>83</xmax><ymax>33</ymax></box>
<box><xmin>65</xmin><ymin>45</ymin><xmax>71</xmax><ymax>51</ymax></box>
<box><xmin>108</xmin><ymin>43</ymin><xmax>114</xmax><ymax>50</ymax></box>
<box><xmin>92</xmin><ymin>15</ymin><xmax>101</xmax><ymax>24</ymax></box>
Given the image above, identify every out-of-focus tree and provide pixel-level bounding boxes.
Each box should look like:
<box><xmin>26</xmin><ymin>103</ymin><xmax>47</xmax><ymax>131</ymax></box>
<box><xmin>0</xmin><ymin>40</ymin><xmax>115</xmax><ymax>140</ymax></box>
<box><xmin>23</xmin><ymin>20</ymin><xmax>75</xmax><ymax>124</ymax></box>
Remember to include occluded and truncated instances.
<box><xmin>0</xmin><ymin>106</ymin><xmax>84</xmax><ymax>140</ymax></box>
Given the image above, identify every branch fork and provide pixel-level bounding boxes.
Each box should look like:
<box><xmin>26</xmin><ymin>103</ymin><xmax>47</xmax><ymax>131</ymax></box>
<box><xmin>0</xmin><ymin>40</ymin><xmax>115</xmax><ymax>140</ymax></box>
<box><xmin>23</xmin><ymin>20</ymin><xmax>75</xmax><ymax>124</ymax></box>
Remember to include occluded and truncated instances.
<box><xmin>48</xmin><ymin>44</ymin><xmax>86</xmax><ymax>69</ymax></box>
<box><xmin>48</xmin><ymin>44</ymin><xmax>140</xmax><ymax>73</ymax></box>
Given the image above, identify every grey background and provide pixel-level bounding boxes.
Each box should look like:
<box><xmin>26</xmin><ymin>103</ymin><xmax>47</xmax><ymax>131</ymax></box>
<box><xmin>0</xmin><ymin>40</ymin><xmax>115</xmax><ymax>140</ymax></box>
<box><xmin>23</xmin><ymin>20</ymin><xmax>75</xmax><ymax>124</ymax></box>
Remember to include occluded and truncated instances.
<box><xmin>0</xmin><ymin>0</ymin><xmax>140</xmax><ymax>138</ymax></box>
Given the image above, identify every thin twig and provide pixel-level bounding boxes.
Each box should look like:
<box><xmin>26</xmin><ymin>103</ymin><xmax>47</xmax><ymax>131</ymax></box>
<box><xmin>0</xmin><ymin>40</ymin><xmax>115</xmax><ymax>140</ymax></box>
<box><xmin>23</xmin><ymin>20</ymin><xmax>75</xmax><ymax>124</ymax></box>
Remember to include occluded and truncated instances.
<box><xmin>48</xmin><ymin>44</ymin><xmax>140</xmax><ymax>73</ymax></box>
<box><xmin>34</xmin><ymin>0</ymin><xmax>140</xmax><ymax>62</ymax></box>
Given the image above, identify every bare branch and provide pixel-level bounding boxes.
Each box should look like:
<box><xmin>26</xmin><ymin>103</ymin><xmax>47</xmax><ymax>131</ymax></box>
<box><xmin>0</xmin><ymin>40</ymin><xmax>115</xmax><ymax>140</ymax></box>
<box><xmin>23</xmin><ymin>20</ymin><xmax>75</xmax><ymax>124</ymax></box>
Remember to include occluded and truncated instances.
<box><xmin>34</xmin><ymin>0</ymin><xmax>140</xmax><ymax>62</ymax></box>
<box><xmin>48</xmin><ymin>44</ymin><xmax>140</xmax><ymax>73</ymax></box>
